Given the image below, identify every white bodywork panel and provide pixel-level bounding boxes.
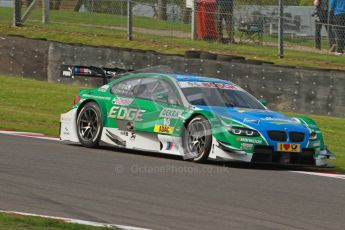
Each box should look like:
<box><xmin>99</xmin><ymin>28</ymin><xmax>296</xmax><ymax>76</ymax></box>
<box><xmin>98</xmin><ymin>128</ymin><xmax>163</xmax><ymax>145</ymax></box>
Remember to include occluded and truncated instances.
<box><xmin>100</xmin><ymin>128</ymin><xmax>186</xmax><ymax>157</ymax></box>
<box><xmin>209</xmin><ymin>137</ymin><xmax>253</xmax><ymax>162</ymax></box>
<box><xmin>101</xmin><ymin>127</ymin><xmax>161</xmax><ymax>152</ymax></box>
<box><xmin>60</xmin><ymin>109</ymin><xmax>79</xmax><ymax>143</ymax></box>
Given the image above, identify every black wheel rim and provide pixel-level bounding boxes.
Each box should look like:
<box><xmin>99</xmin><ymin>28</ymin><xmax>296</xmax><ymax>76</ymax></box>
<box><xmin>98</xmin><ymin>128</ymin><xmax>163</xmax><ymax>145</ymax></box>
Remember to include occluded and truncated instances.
<box><xmin>186</xmin><ymin>121</ymin><xmax>207</xmax><ymax>157</ymax></box>
<box><xmin>78</xmin><ymin>107</ymin><xmax>99</xmax><ymax>141</ymax></box>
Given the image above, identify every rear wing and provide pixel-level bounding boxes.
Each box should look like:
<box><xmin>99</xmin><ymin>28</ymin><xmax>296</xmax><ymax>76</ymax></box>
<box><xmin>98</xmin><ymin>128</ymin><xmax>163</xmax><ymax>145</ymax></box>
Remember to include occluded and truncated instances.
<box><xmin>60</xmin><ymin>65</ymin><xmax>129</xmax><ymax>84</ymax></box>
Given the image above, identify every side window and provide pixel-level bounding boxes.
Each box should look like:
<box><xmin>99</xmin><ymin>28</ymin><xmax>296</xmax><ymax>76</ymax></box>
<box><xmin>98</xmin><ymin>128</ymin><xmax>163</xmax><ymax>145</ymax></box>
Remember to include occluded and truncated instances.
<box><xmin>133</xmin><ymin>78</ymin><xmax>160</xmax><ymax>100</ymax></box>
<box><xmin>152</xmin><ymin>80</ymin><xmax>181</xmax><ymax>106</ymax></box>
<box><xmin>111</xmin><ymin>77</ymin><xmax>181</xmax><ymax>106</ymax></box>
<box><xmin>130</xmin><ymin>78</ymin><xmax>181</xmax><ymax>106</ymax></box>
<box><xmin>110</xmin><ymin>78</ymin><xmax>141</xmax><ymax>97</ymax></box>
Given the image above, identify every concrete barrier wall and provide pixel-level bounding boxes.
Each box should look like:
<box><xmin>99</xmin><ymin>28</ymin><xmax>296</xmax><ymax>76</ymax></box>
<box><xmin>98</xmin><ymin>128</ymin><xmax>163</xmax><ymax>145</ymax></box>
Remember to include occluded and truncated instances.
<box><xmin>0</xmin><ymin>35</ymin><xmax>48</xmax><ymax>81</ymax></box>
<box><xmin>1</xmin><ymin>35</ymin><xmax>344</xmax><ymax>117</ymax></box>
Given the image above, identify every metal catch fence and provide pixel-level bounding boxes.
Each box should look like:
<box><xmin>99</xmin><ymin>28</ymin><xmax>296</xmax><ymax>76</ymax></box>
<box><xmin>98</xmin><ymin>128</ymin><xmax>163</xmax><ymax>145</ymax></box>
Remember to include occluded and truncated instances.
<box><xmin>2</xmin><ymin>0</ymin><xmax>345</xmax><ymax>57</ymax></box>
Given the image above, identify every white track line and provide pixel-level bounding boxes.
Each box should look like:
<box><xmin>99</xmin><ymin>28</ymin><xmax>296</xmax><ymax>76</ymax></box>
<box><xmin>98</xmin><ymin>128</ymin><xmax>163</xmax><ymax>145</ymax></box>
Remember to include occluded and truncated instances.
<box><xmin>0</xmin><ymin>130</ymin><xmax>60</xmax><ymax>141</ymax></box>
<box><xmin>0</xmin><ymin>210</ymin><xmax>152</xmax><ymax>230</ymax></box>
<box><xmin>291</xmin><ymin>171</ymin><xmax>345</xmax><ymax>180</ymax></box>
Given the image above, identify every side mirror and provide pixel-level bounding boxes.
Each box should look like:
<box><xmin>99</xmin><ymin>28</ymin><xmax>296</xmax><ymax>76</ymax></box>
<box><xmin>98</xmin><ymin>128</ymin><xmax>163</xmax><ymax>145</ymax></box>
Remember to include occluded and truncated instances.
<box><xmin>259</xmin><ymin>98</ymin><xmax>267</xmax><ymax>106</ymax></box>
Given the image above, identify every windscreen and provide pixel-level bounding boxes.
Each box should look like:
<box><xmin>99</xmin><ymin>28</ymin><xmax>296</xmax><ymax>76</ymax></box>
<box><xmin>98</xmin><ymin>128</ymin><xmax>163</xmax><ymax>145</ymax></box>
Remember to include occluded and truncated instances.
<box><xmin>179</xmin><ymin>82</ymin><xmax>266</xmax><ymax>110</ymax></box>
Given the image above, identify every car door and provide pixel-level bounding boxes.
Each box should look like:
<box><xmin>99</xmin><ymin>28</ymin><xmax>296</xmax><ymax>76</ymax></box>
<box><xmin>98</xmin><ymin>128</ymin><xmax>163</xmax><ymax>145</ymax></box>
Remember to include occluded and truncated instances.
<box><xmin>132</xmin><ymin>77</ymin><xmax>185</xmax><ymax>137</ymax></box>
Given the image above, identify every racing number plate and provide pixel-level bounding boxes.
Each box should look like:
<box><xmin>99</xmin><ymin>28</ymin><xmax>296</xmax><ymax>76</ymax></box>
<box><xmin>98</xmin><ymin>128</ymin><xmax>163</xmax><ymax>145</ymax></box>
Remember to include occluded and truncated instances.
<box><xmin>277</xmin><ymin>143</ymin><xmax>301</xmax><ymax>152</ymax></box>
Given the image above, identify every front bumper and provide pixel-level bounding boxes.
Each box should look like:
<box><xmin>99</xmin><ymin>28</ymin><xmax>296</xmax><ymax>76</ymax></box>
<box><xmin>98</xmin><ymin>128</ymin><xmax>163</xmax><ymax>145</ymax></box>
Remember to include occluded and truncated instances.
<box><xmin>251</xmin><ymin>146</ymin><xmax>315</xmax><ymax>165</ymax></box>
<box><xmin>209</xmin><ymin>140</ymin><xmax>335</xmax><ymax>167</ymax></box>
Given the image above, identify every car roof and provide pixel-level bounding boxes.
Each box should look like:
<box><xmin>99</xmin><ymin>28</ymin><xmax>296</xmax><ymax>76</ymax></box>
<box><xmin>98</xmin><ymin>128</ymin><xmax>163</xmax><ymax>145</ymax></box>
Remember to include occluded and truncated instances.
<box><xmin>117</xmin><ymin>72</ymin><xmax>239</xmax><ymax>87</ymax></box>
<box><xmin>173</xmin><ymin>74</ymin><xmax>235</xmax><ymax>84</ymax></box>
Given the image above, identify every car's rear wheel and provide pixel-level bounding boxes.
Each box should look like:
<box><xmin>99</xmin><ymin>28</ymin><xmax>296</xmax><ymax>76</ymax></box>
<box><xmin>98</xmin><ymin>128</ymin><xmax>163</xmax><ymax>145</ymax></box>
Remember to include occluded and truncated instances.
<box><xmin>77</xmin><ymin>102</ymin><xmax>102</xmax><ymax>148</ymax></box>
<box><xmin>184</xmin><ymin>116</ymin><xmax>212</xmax><ymax>162</ymax></box>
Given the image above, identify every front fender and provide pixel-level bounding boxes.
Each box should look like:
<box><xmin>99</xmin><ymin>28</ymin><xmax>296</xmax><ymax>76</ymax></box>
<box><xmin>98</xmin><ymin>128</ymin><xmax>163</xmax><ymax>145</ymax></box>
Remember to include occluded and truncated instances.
<box><xmin>295</xmin><ymin>116</ymin><xmax>326</xmax><ymax>156</ymax></box>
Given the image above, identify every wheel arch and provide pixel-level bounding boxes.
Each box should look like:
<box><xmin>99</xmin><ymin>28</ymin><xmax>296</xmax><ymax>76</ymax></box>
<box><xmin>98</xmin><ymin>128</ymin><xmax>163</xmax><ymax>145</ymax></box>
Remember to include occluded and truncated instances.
<box><xmin>77</xmin><ymin>99</ymin><xmax>108</xmax><ymax>126</ymax></box>
<box><xmin>183</xmin><ymin>111</ymin><xmax>219</xmax><ymax>130</ymax></box>
<box><xmin>184</xmin><ymin>112</ymin><xmax>207</xmax><ymax>127</ymax></box>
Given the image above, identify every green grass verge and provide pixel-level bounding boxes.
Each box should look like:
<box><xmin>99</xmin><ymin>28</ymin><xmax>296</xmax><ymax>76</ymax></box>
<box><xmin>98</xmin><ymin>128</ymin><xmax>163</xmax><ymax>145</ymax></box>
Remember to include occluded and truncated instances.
<box><xmin>0</xmin><ymin>75</ymin><xmax>344</xmax><ymax>172</ymax></box>
<box><xmin>0</xmin><ymin>7</ymin><xmax>190</xmax><ymax>32</ymax></box>
<box><xmin>0</xmin><ymin>76</ymin><xmax>82</xmax><ymax>136</ymax></box>
<box><xmin>0</xmin><ymin>7</ymin><xmax>345</xmax><ymax>70</ymax></box>
<box><xmin>0</xmin><ymin>212</ymin><xmax>116</xmax><ymax>230</ymax></box>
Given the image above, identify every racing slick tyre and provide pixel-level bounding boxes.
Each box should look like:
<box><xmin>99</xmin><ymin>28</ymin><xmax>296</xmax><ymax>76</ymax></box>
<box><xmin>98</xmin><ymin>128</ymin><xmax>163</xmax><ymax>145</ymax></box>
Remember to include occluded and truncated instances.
<box><xmin>76</xmin><ymin>101</ymin><xmax>103</xmax><ymax>148</ymax></box>
<box><xmin>184</xmin><ymin>116</ymin><xmax>212</xmax><ymax>162</ymax></box>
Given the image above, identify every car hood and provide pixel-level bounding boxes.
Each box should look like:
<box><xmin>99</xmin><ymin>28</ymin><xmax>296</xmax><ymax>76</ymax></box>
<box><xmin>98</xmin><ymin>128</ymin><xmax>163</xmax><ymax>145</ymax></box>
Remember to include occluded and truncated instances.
<box><xmin>195</xmin><ymin>106</ymin><xmax>309</xmax><ymax>133</ymax></box>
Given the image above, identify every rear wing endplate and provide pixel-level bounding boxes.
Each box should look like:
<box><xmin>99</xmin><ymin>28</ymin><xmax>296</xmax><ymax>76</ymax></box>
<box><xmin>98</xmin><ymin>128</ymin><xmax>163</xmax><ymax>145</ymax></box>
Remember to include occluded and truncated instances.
<box><xmin>60</xmin><ymin>65</ymin><xmax>129</xmax><ymax>84</ymax></box>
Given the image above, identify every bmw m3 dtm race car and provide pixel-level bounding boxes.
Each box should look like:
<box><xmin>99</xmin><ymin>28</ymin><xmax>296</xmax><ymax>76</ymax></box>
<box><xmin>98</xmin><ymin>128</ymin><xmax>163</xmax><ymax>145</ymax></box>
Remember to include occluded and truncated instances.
<box><xmin>60</xmin><ymin>66</ymin><xmax>334</xmax><ymax>166</ymax></box>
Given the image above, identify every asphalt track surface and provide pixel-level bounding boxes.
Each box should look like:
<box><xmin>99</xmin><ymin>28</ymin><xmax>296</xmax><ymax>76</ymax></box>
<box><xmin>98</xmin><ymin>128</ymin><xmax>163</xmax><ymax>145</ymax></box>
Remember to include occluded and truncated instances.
<box><xmin>1</xmin><ymin>133</ymin><xmax>345</xmax><ymax>230</ymax></box>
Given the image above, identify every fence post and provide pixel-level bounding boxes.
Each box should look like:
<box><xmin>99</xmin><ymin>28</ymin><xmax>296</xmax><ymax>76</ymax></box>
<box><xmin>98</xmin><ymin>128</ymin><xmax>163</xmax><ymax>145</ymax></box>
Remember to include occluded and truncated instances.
<box><xmin>13</xmin><ymin>0</ymin><xmax>22</xmax><ymax>27</ymax></box>
<box><xmin>278</xmin><ymin>0</ymin><xmax>284</xmax><ymax>58</ymax></box>
<box><xmin>191</xmin><ymin>0</ymin><xmax>196</xmax><ymax>40</ymax></box>
<box><xmin>42</xmin><ymin>0</ymin><xmax>49</xmax><ymax>24</ymax></box>
<box><xmin>127</xmin><ymin>0</ymin><xmax>132</xmax><ymax>41</ymax></box>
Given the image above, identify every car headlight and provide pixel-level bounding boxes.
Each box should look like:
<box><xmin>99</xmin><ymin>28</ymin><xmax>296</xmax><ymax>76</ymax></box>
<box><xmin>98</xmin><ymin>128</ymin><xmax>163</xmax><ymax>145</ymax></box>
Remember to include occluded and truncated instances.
<box><xmin>229</xmin><ymin>126</ymin><xmax>260</xmax><ymax>137</ymax></box>
<box><xmin>309</xmin><ymin>131</ymin><xmax>318</xmax><ymax>140</ymax></box>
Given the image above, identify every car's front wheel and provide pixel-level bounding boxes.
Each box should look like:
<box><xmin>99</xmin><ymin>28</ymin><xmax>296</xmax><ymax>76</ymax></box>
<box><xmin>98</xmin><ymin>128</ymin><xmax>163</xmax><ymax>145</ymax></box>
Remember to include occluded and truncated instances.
<box><xmin>184</xmin><ymin>116</ymin><xmax>212</xmax><ymax>162</ymax></box>
<box><xmin>76</xmin><ymin>101</ymin><xmax>103</xmax><ymax>148</ymax></box>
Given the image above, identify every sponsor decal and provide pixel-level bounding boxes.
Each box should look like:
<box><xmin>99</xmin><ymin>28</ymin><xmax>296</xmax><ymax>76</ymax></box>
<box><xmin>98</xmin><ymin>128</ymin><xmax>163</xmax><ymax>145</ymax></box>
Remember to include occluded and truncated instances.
<box><xmin>130</xmin><ymin>132</ymin><xmax>136</xmax><ymax>141</ymax></box>
<box><xmin>98</xmin><ymin>85</ymin><xmax>109</xmax><ymax>92</ymax></box>
<box><xmin>163</xmin><ymin>118</ymin><xmax>170</xmax><ymax>126</ymax></box>
<box><xmin>178</xmin><ymin>81</ymin><xmax>242</xmax><ymax>90</ymax></box>
<box><xmin>83</xmin><ymin>94</ymin><xmax>111</xmax><ymax>101</ymax></box>
<box><xmin>62</xmin><ymin>127</ymin><xmax>70</xmax><ymax>136</ymax></box>
<box><xmin>112</xmin><ymin>97</ymin><xmax>134</xmax><ymax>106</ymax></box>
<box><xmin>243</xmin><ymin>118</ymin><xmax>260</xmax><ymax>124</ymax></box>
<box><xmin>74</xmin><ymin>67</ymin><xmax>92</xmax><ymax>75</ymax></box>
<box><xmin>106</xmin><ymin>70</ymin><xmax>117</xmax><ymax>77</ymax></box>
<box><xmin>214</xmin><ymin>83</ymin><xmax>241</xmax><ymax>90</ymax></box>
<box><xmin>62</xmin><ymin>70</ymin><xmax>72</xmax><ymax>77</ymax></box>
<box><xmin>166</xmin><ymin>142</ymin><xmax>174</xmax><ymax>150</ymax></box>
<box><xmin>154</xmin><ymin>125</ymin><xmax>174</xmax><ymax>134</ymax></box>
<box><xmin>310</xmin><ymin>141</ymin><xmax>321</xmax><ymax>147</ymax></box>
<box><xmin>261</xmin><ymin>117</ymin><xmax>298</xmax><ymax>124</ymax></box>
<box><xmin>120</xmin><ymin>131</ymin><xmax>129</xmax><ymax>136</ymax></box>
<box><xmin>270</xmin><ymin>121</ymin><xmax>297</xmax><ymax>125</ymax></box>
<box><xmin>236</xmin><ymin>137</ymin><xmax>263</xmax><ymax>144</ymax></box>
<box><xmin>120</xmin><ymin>130</ymin><xmax>136</xmax><ymax>140</ymax></box>
<box><xmin>160</xmin><ymin>108</ymin><xmax>183</xmax><ymax>119</ymax></box>
<box><xmin>241</xmin><ymin>143</ymin><xmax>254</xmax><ymax>150</ymax></box>
<box><xmin>277</xmin><ymin>143</ymin><xmax>301</xmax><ymax>152</ymax></box>
<box><xmin>126</xmin><ymin>121</ymin><xmax>134</xmax><ymax>131</ymax></box>
<box><xmin>108</xmin><ymin>106</ymin><xmax>145</xmax><ymax>121</ymax></box>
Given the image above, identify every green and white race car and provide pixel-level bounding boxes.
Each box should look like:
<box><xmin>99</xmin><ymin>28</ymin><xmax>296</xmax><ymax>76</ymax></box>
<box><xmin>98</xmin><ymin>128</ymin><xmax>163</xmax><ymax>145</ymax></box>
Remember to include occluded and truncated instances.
<box><xmin>60</xmin><ymin>66</ymin><xmax>334</xmax><ymax>166</ymax></box>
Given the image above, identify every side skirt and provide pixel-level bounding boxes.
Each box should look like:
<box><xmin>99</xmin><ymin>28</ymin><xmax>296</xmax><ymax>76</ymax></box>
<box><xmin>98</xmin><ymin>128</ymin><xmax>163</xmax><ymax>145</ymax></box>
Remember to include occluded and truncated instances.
<box><xmin>100</xmin><ymin>127</ymin><xmax>185</xmax><ymax>157</ymax></box>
